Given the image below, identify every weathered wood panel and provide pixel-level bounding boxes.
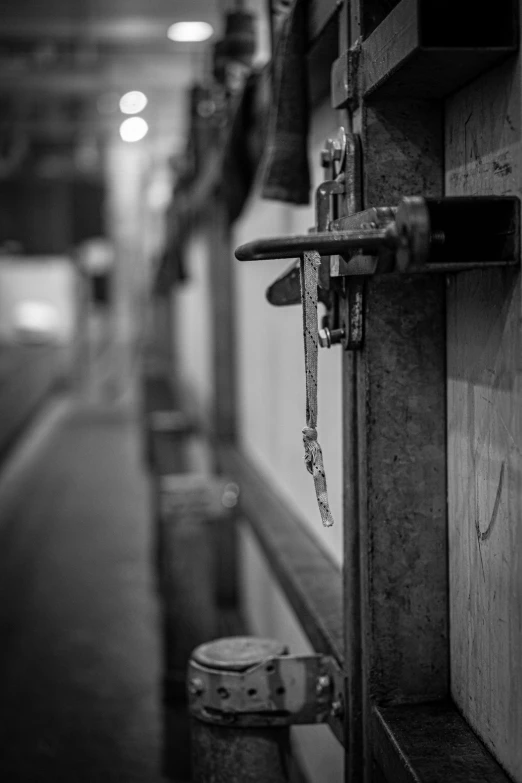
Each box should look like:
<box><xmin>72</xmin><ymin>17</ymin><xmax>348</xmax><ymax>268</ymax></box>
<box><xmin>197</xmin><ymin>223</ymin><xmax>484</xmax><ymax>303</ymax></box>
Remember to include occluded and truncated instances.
<box><xmin>361</xmin><ymin>0</ymin><xmax>517</xmax><ymax>100</ymax></box>
<box><xmin>445</xmin><ymin>50</ymin><xmax>522</xmax><ymax>781</ymax></box>
<box><xmin>373</xmin><ymin>703</ymin><xmax>513</xmax><ymax>783</ymax></box>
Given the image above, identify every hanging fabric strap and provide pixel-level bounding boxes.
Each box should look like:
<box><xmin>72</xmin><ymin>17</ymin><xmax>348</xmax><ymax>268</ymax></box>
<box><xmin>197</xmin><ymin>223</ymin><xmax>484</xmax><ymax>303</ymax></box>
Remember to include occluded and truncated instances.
<box><xmin>300</xmin><ymin>251</ymin><xmax>334</xmax><ymax>527</ymax></box>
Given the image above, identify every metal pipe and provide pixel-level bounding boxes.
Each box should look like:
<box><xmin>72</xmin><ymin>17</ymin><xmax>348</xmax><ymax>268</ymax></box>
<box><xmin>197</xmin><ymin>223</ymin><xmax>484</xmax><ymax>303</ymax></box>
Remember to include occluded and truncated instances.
<box><xmin>235</xmin><ymin>228</ymin><xmax>391</xmax><ymax>261</ymax></box>
<box><xmin>188</xmin><ymin>637</ymin><xmax>292</xmax><ymax>783</ymax></box>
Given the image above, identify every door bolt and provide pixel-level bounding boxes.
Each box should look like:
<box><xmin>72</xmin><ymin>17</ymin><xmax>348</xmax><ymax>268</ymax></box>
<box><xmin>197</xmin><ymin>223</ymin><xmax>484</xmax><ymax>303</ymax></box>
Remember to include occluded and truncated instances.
<box><xmin>318</xmin><ymin>327</ymin><xmax>345</xmax><ymax>348</ymax></box>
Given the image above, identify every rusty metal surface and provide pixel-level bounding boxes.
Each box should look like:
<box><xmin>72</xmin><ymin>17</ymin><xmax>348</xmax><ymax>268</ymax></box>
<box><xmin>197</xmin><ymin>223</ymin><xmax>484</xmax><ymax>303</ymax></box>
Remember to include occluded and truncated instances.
<box><xmin>191</xmin><ymin>719</ymin><xmax>291</xmax><ymax>783</ymax></box>
<box><xmin>188</xmin><ymin>637</ymin><xmax>345</xmax><ymax>742</ymax></box>
<box><xmin>331</xmin><ymin>46</ymin><xmax>360</xmax><ymax>109</ymax></box>
<box><xmin>343</xmin><ymin>280</ymin><xmax>365</xmax><ymax>350</ymax></box>
<box><xmin>364</xmin><ymin>274</ymin><xmax>449</xmax><ymax>705</ymax></box>
<box><xmin>338</xmin><ymin>94</ymin><xmax>447</xmax><ymax>781</ymax></box>
<box><xmin>188</xmin><ymin>654</ymin><xmax>334</xmax><ymax>726</ymax></box>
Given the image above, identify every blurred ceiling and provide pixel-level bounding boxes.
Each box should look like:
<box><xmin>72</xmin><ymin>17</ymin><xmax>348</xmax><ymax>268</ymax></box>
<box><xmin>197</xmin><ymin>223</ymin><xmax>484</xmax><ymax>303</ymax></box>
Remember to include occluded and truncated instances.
<box><xmin>0</xmin><ymin>0</ymin><xmax>240</xmax><ymax>162</ymax></box>
<box><xmin>0</xmin><ymin>0</ymin><xmax>223</xmax><ymax>91</ymax></box>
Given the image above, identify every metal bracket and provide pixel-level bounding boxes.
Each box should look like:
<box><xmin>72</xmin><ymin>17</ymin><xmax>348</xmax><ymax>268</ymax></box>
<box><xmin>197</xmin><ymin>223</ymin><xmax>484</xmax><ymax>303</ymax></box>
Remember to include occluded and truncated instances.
<box><xmin>148</xmin><ymin>410</ymin><xmax>196</xmax><ymax>434</ymax></box>
<box><xmin>264</xmin><ymin>127</ymin><xmax>351</xmax><ymax>308</ymax></box>
<box><xmin>188</xmin><ymin>651</ymin><xmax>345</xmax><ymax>742</ymax></box>
<box><xmin>331</xmin><ymin>44</ymin><xmax>361</xmax><ymax>110</ymax></box>
<box><xmin>158</xmin><ymin>473</ymin><xmax>240</xmax><ymax>524</ymax></box>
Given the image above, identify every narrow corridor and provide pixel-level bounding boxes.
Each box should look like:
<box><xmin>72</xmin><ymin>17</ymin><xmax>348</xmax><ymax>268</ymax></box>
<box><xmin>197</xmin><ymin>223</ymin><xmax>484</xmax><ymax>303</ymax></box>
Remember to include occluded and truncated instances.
<box><xmin>0</xmin><ymin>399</ymin><xmax>164</xmax><ymax>782</ymax></box>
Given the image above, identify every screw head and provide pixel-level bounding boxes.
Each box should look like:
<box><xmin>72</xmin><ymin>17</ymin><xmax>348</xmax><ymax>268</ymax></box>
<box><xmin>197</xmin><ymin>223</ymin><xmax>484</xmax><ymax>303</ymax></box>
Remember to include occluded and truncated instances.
<box><xmin>331</xmin><ymin>699</ymin><xmax>344</xmax><ymax>718</ymax></box>
<box><xmin>188</xmin><ymin>677</ymin><xmax>205</xmax><ymax>697</ymax></box>
<box><xmin>316</xmin><ymin>675</ymin><xmax>331</xmax><ymax>695</ymax></box>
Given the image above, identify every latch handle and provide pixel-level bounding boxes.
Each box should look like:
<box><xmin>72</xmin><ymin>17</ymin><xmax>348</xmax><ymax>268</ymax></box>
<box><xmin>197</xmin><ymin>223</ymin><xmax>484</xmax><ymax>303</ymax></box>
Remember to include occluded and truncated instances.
<box><xmin>235</xmin><ymin>196</ymin><xmax>520</xmax><ymax>273</ymax></box>
<box><xmin>235</xmin><ymin>227</ymin><xmax>393</xmax><ymax>262</ymax></box>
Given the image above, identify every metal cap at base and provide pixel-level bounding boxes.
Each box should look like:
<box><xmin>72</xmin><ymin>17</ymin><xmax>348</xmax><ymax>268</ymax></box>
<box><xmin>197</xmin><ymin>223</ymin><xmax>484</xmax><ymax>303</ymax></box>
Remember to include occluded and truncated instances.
<box><xmin>192</xmin><ymin>636</ymin><xmax>288</xmax><ymax>672</ymax></box>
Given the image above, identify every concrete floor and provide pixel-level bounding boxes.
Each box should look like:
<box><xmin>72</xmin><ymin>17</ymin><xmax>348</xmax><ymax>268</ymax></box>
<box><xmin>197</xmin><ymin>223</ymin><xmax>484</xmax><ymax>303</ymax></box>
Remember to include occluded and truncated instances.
<box><xmin>0</xmin><ymin>399</ymin><xmax>170</xmax><ymax>782</ymax></box>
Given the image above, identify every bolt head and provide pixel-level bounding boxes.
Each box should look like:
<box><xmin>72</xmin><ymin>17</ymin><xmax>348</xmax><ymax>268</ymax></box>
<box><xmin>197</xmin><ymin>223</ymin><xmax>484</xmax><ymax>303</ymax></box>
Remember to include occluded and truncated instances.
<box><xmin>316</xmin><ymin>675</ymin><xmax>331</xmax><ymax>695</ymax></box>
<box><xmin>188</xmin><ymin>677</ymin><xmax>205</xmax><ymax>697</ymax></box>
<box><xmin>318</xmin><ymin>328</ymin><xmax>331</xmax><ymax>348</ymax></box>
<box><xmin>320</xmin><ymin>149</ymin><xmax>330</xmax><ymax>167</ymax></box>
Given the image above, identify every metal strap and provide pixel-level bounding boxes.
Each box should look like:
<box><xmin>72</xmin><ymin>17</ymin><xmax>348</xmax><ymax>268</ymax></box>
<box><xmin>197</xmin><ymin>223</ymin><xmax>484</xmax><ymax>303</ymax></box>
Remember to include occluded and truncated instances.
<box><xmin>300</xmin><ymin>251</ymin><xmax>334</xmax><ymax>527</ymax></box>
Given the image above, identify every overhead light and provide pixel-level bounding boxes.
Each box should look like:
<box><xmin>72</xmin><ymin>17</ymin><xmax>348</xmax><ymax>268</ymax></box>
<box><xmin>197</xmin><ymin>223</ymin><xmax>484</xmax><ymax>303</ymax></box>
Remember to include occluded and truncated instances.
<box><xmin>119</xmin><ymin>90</ymin><xmax>148</xmax><ymax>115</ymax></box>
<box><xmin>167</xmin><ymin>21</ymin><xmax>214</xmax><ymax>42</ymax></box>
<box><xmin>120</xmin><ymin>117</ymin><xmax>149</xmax><ymax>143</ymax></box>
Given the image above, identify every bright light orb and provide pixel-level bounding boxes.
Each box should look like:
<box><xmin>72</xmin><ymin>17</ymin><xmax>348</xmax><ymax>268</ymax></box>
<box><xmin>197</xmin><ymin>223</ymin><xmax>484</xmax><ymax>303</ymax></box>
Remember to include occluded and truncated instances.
<box><xmin>119</xmin><ymin>90</ymin><xmax>148</xmax><ymax>115</ymax></box>
<box><xmin>167</xmin><ymin>21</ymin><xmax>213</xmax><ymax>42</ymax></box>
<box><xmin>120</xmin><ymin>116</ymin><xmax>149</xmax><ymax>143</ymax></box>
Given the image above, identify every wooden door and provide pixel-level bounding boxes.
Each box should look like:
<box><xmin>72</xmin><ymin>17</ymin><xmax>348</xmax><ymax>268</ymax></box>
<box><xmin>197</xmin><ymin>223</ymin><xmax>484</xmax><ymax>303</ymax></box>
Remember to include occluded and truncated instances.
<box><xmin>335</xmin><ymin>1</ymin><xmax>520</xmax><ymax>780</ymax></box>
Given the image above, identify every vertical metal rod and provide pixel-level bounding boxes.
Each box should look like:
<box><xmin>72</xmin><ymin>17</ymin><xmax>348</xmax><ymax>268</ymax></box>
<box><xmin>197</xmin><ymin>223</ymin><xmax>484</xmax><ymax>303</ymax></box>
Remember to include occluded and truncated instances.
<box><xmin>191</xmin><ymin>721</ymin><xmax>291</xmax><ymax>783</ymax></box>
<box><xmin>160</xmin><ymin>486</ymin><xmax>221</xmax><ymax>780</ymax></box>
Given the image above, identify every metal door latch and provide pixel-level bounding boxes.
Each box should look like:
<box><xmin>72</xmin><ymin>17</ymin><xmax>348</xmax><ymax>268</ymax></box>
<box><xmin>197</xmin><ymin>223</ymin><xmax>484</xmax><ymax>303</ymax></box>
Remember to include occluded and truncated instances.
<box><xmin>235</xmin><ymin>195</ymin><xmax>520</xmax><ymax>274</ymax></box>
<box><xmin>188</xmin><ymin>645</ymin><xmax>345</xmax><ymax>743</ymax></box>
<box><xmin>236</xmin><ymin>119</ymin><xmax>519</xmax><ymax>352</ymax></box>
<box><xmin>236</xmin><ymin>194</ymin><xmax>519</xmax><ymax>350</ymax></box>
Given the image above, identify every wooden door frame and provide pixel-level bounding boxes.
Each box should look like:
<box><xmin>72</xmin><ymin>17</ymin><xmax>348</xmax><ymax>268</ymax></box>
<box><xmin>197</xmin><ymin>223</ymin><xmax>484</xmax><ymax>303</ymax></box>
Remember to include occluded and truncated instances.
<box><xmin>338</xmin><ymin>1</ymin><xmax>517</xmax><ymax>781</ymax></box>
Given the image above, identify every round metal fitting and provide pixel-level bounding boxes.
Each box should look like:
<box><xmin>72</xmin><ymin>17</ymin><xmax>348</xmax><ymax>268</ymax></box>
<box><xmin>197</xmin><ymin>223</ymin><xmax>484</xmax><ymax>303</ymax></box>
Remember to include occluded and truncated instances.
<box><xmin>192</xmin><ymin>636</ymin><xmax>288</xmax><ymax>672</ymax></box>
<box><xmin>394</xmin><ymin>196</ymin><xmax>431</xmax><ymax>271</ymax></box>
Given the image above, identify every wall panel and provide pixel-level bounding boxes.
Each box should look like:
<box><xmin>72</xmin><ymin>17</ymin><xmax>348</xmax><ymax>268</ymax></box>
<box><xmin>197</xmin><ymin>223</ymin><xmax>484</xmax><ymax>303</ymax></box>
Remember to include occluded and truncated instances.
<box><xmin>445</xmin><ymin>51</ymin><xmax>522</xmax><ymax>780</ymax></box>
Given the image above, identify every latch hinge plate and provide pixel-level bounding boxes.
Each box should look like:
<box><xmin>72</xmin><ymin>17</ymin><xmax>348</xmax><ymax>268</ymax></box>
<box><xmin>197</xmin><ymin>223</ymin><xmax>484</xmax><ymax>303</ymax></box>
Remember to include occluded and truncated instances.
<box><xmin>187</xmin><ymin>652</ymin><xmax>345</xmax><ymax>740</ymax></box>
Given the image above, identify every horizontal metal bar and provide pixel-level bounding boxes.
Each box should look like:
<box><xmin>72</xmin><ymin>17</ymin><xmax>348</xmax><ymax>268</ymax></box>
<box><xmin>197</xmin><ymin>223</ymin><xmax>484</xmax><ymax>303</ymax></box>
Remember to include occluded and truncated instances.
<box><xmin>372</xmin><ymin>703</ymin><xmax>512</xmax><ymax>782</ymax></box>
<box><xmin>235</xmin><ymin>229</ymin><xmax>389</xmax><ymax>261</ymax></box>
<box><xmin>217</xmin><ymin>445</ymin><xmax>344</xmax><ymax>666</ymax></box>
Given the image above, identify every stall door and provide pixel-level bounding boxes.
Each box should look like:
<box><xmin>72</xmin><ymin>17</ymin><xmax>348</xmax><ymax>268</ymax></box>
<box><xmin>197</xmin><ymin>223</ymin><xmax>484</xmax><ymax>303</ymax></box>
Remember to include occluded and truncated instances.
<box><xmin>338</xmin><ymin>1</ymin><xmax>521</xmax><ymax>781</ymax></box>
<box><xmin>239</xmin><ymin>1</ymin><xmax>520</xmax><ymax>780</ymax></box>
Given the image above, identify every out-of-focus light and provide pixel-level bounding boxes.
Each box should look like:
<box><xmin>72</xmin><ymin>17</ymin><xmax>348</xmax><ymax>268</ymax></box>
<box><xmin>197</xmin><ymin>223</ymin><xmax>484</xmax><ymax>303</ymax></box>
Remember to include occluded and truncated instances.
<box><xmin>147</xmin><ymin>176</ymin><xmax>172</xmax><ymax>210</ymax></box>
<box><xmin>119</xmin><ymin>90</ymin><xmax>148</xmax><ymax>115</ymax></box>
<box><xmin>167</xmin><ymin>21</ymin><xmax>213</xmax><ymax>42</ymax></box>
<box><xmin>14</xmin><ymin>301</ymin><xmax>60</xmax><ymax>343</ymax></box>
<box><xmin>120</xmin><ymin>116</ymin><xmax>149</xmax><ymax>143</ymax></box>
